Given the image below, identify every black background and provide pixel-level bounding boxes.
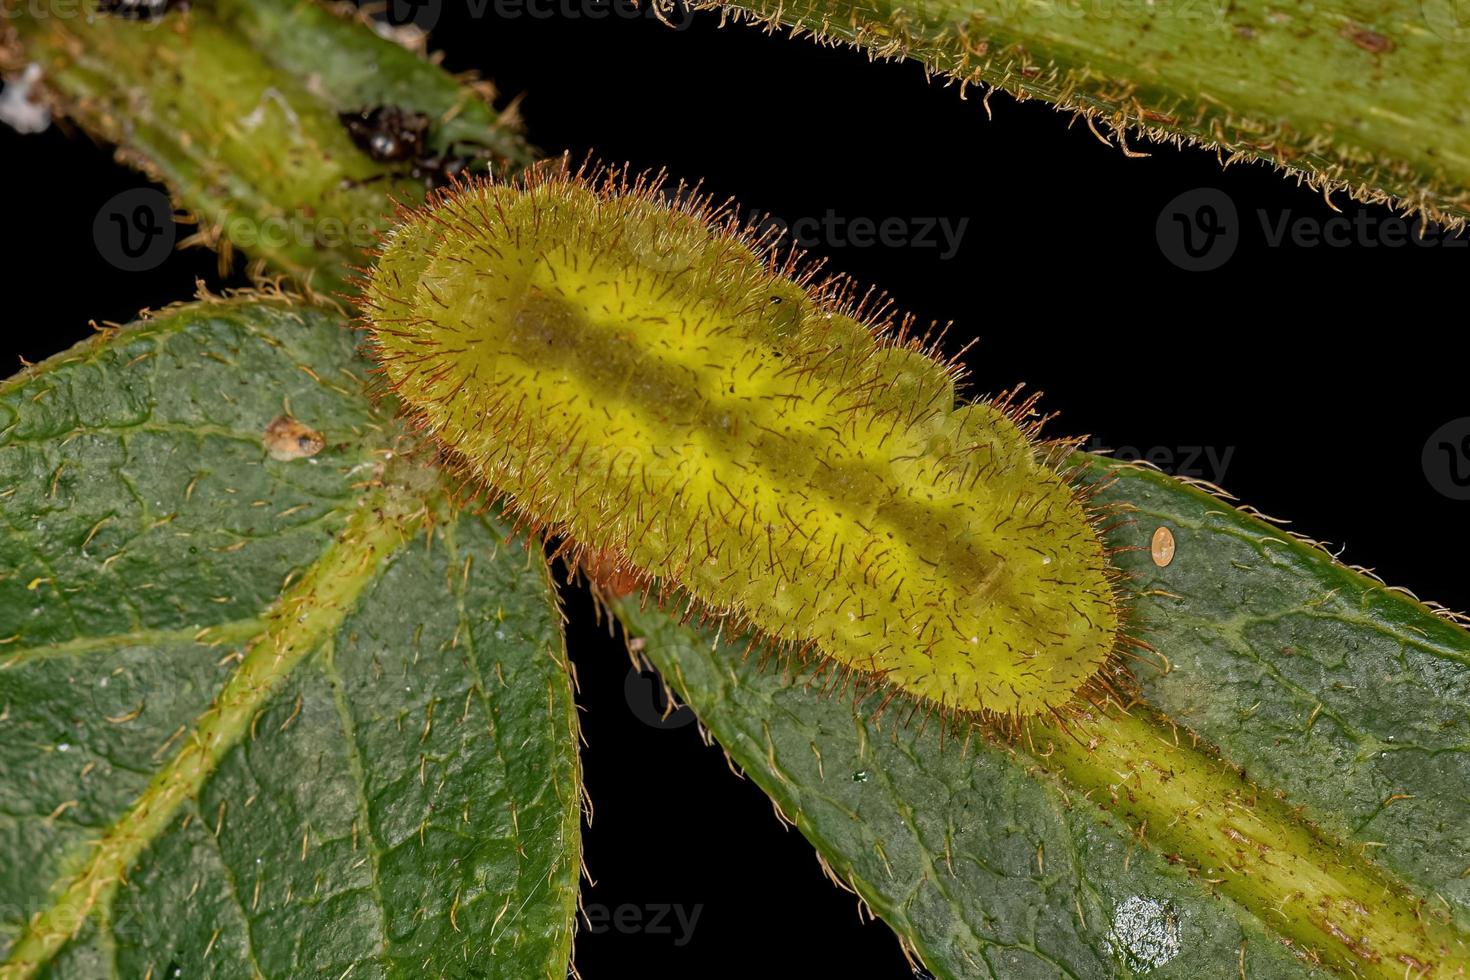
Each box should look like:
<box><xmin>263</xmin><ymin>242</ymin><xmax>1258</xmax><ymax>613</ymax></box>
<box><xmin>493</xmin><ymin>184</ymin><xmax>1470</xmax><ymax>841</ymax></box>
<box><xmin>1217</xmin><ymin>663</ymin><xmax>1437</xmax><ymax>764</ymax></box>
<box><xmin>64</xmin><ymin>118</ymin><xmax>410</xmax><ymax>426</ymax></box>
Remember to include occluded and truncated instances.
<box><xmin>1</xmin><ymin>5</ymin><xmax>1467</xmax><ymax>976</ymax></box>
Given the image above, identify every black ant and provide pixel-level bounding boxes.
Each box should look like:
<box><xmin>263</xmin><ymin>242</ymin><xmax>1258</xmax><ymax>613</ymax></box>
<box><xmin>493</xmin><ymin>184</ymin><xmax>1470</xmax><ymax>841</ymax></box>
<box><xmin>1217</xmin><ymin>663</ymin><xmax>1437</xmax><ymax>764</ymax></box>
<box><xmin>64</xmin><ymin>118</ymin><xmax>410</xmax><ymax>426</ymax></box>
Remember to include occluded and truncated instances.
<box><xmin>338</xmin><ymin>105</ymin><xmax>500</xmax><ymax>191</ymax></box>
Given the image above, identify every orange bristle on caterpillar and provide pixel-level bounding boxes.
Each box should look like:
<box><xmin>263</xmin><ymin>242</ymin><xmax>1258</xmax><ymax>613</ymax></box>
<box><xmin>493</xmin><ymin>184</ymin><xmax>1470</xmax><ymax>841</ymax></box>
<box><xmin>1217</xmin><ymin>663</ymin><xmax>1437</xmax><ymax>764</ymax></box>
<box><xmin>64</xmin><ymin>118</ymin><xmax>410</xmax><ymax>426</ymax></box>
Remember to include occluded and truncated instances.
<box><xmin>356</xmin><ymin>158</ymin><xmax>1129</xmax><ymax>723</ymax></box>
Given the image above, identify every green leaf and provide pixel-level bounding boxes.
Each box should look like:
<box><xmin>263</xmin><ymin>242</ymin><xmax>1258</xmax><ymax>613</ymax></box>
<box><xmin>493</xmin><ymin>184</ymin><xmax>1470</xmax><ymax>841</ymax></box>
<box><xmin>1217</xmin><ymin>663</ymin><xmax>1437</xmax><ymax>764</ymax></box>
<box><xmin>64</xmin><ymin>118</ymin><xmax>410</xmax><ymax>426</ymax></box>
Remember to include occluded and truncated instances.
<box><xmin>680</xmin><ymin>0</ymin><xmax>1470</xmax><ymax>229</ymax></box>
<box><xmin>1081</xmin><ymin>460</ymin><xmax>1470</xmax><ymax>932</ymax></box>
<box><xmin>0</xmin><ymin>298</ymin><xmax>580</xmax><ymax>979</ymax></box>
<box><xmin>2</xmin><ymin>0</ymin><xmax>535</xmax><ymax>292</ymax></box>
<box><xmin>614</xmin><ymin>458</ymin><xmax>1470</xmax><ymax>978</ymax></box>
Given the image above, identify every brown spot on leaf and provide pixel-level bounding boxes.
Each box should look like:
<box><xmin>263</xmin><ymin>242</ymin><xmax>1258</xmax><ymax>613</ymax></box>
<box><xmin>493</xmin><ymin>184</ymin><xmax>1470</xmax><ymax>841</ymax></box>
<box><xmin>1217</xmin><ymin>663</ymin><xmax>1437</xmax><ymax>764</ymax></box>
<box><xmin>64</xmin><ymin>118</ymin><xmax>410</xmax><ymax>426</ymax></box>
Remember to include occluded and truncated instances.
<box><xmin>264</xmin><ymin>415</ymin><xmax>324</xmax><ymax>461</ymax></box>
<box><xmin>1316</xmin><ymin>916</ymin><xmax>1382</xmax><ymax>963</ymax></box>
<box><xmin>1342</xmin><ymin>24</ymin><xmax>1394</xmax><ymax>54</ymax></box>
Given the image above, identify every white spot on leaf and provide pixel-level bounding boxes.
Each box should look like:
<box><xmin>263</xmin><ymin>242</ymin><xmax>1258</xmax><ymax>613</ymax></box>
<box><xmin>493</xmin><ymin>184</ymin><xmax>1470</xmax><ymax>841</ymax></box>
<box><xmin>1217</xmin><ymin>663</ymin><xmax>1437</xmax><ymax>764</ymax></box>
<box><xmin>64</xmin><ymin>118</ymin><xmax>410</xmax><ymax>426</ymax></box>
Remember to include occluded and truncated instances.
<box><xmin>1107</xmin><ymin>896</ymin><xmax>1182</xmax><ymax>972</ymax></box>
<box><xmin>0</xmin><ymin>64</ymin><xmax>50</xmax><ymax>135</ymax></box>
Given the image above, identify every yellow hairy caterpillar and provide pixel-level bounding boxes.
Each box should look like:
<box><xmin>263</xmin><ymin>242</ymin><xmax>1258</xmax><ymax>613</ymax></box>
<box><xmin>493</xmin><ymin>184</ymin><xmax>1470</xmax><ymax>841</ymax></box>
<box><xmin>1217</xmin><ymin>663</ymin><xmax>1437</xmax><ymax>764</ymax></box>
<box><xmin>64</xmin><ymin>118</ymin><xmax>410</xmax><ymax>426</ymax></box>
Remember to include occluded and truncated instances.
<box><xmin>359</xmin><ymin>162</ymin><xmax>1125</xmax><ymax>719</ymax></box>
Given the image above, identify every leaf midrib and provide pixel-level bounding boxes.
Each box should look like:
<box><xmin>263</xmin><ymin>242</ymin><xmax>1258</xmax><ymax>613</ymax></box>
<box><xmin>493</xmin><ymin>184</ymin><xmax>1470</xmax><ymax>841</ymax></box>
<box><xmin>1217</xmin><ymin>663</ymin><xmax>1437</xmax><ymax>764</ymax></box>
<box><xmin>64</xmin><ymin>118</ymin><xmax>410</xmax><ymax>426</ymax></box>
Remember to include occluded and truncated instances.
<box><xmin>0</xmin><ymin>620</ymin><xmax>266</xmax><ymax>670</ymax></box>
<box><xmin>0</xmin><ymin>487</ymin><xmax>422</xmax><ymax>980</ymax></box>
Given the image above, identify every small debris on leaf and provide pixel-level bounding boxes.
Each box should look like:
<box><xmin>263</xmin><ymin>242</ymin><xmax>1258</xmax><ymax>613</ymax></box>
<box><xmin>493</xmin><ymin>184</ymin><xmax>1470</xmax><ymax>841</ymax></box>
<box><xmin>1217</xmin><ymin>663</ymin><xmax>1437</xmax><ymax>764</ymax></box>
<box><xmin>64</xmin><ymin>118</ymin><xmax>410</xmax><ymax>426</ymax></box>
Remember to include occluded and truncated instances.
<box><xmin>0</xmin><ymin>64</ymin><xmax>50</xmax><ymax>135</ymax></box>
<box><xmin>264</xmin><ymin>415</ymin><xmax>324</xmax><ymax>461</ymax></box>
<box><xmin>1341</xmin><ymin>24</ymin><xmax>1394</xmax><ymax>54</ymax></box>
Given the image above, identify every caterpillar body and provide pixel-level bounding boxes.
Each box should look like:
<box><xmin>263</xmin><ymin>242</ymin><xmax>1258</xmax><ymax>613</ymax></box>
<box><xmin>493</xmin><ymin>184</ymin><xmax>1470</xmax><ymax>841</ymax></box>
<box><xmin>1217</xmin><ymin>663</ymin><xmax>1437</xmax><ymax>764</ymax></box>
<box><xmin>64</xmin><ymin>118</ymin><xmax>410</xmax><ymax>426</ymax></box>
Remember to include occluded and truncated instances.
<box><xmin>361</xmin><ymin>164</ymin><xmax>1123</xmax><ymax>719</ymax></box>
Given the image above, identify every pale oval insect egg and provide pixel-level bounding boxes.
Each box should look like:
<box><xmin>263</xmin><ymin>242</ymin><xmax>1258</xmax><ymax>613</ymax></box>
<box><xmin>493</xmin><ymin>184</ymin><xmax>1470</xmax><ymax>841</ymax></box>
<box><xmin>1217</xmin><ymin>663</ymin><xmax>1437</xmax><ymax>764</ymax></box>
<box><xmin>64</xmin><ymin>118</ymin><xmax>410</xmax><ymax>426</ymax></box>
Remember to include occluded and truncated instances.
<box><xmin>1151</xmin><ymin>526</ymin><xmax>1177</xmax><ymax>567</ymax></box>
